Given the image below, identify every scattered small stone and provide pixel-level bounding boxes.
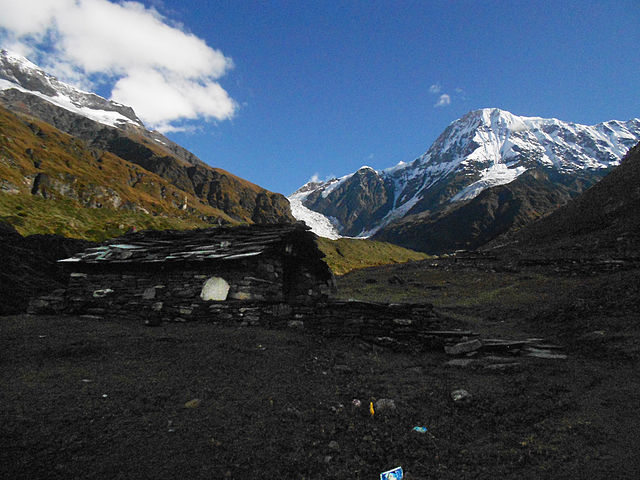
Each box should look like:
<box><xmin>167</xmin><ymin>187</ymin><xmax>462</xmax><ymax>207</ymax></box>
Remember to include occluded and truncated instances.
<box><xmin>328</xmin><ymin>440</ymin><xmax>340</xmax><ymax>451</ymax></box>
<box><xmin>287</xmin><ymin>320</ymin><xmax>304</xmax><ymax>329</ymax></box>
<box><xmin>209</xmin><ymin>438</ymin><xmax>223</xmax><ymax>448</ymax></box>
<box><xmin>444</xmin><ymin>339</ymin><xmax>482</xmax><ymax>355</ymax></box>
<box><xmin>450</xmin><ymin>389</ymin><xmax>473</xmax><ymax>406</ymax></box>
<box><xmin>323</xmin><ymin>455</ymin><xmax>333</xmax><ymax>464</ymax></box>
<box><xmin>285</xmin><ymin>407</ymin><xmax>303</xmax><ymax>418</ymax></box>
<box><xmin>352</xmin><ymin>398</ymin><xmax>362</xmax><ymax>408</ymax></box>
<box><xmin>374</xmin><ymin>398</ymin><xmax>396</xmax><ymax>412</ymax></box>
<box><xmin>184</xmin><ymin>398</ymin><xmax>202</xmax><ymax>408</ymax></box>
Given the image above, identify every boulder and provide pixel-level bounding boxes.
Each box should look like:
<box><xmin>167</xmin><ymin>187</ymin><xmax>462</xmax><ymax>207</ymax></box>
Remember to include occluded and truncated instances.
<box><xmin>450</xmin><ymin>389</ymin><xmax>473</xmax><ymax>406</ymax></box>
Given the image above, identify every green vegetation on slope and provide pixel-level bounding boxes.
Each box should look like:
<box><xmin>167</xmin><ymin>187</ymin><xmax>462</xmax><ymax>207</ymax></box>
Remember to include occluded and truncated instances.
<box><xmin>0</xmin><ymin>193</ymin><xmax>210</xmax><ymax>241</ymax></box>
<box><xmin>316</xmin><ymin>236</ymin><xmax>430</xmax><ymax>275</ymax></box>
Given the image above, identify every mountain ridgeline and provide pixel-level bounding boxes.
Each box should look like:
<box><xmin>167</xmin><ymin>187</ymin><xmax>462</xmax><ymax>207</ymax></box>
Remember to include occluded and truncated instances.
<box><xmin>0</xmin><ymin>50</ymin><xmax>293</xmax><ymax>238</ymax></box>
<box><xmin>291</xmin><ymin>109</ymin><xmax>640</xmax><ymax>253</ymax></box>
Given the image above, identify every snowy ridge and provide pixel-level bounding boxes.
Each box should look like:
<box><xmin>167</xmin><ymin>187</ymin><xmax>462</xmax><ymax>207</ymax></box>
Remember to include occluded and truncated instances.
<box><xmin>0</xmin><ymin>50</ymin><xmax>144</xmax><ymax>129</ymax></box>
<box><xmin>290</xmin><ymin>108</ymin><xmax>640</xmax><ymax>238</ymax></box>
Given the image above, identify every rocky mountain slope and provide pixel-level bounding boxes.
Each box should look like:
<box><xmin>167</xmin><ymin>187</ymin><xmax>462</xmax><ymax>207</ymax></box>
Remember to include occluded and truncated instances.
<box><xmin>0</xmin><ymin>50</ymin><xmax>293</xmax><ymax>234</ymax></box>
<box><xmin>291</xmin><ymin>109</ymin><xmax>640</xmax><ymax>250</ymax></box>
<box><xmin>492</xmin><ymin>141</ymin><xmax>640</xmax><ymax>259</ymax></box>
<box><xmin>375</xmin><ymin>167</ymin><xmax>605</xmax><ymax>254</ymax></box>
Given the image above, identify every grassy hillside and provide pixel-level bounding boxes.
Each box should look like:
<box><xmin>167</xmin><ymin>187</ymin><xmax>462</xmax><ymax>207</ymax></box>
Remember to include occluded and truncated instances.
<box><xmin>0</xmin><ymin>105</ymin><xmax>238</xmax><ymax>222</ymax></box>
<box><xmin>316</xmin><ymin>237</ymin><xmax>430</xmax><ymax>275</ymax></box>
<box><xmin>0</xmin><ymin>193</ymin><xmax>212</xmax><ymax>241</ymax></box>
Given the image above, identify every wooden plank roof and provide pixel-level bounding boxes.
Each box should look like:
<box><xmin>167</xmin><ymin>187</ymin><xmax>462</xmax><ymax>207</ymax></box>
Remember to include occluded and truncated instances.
<box><xmin>59</xmin><ymin>223</ymin><xmax>313</xmax><ymax>264</ymax></box>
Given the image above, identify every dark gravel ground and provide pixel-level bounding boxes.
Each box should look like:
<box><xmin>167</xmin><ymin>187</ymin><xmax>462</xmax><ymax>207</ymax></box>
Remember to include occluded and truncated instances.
<box><xmin>2</xmin><ymin>258</ymin><xmax>640</xmax><ymax>479</ymax></box>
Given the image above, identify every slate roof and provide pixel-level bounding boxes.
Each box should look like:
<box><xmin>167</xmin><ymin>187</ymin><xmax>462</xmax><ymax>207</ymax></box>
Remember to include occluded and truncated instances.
<box><xmin>59</xmin><ymin>223</ymin><xmax>314</xmax><ymax>264</ymax></box>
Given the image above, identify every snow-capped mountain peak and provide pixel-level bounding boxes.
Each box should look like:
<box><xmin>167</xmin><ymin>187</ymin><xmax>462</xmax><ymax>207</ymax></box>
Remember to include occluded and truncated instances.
<box><xmin>290</xmin><ymin>108</ymin><xmax>640</xmax><ymax>238</ymax></box>
<box><xmin>0</xmin><ymin>49</ymin><xmax>143</xmax><ymax>129</ymax></box>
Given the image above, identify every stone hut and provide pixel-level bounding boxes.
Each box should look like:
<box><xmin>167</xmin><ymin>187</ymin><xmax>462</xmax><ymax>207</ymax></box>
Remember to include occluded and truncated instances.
<box><xmin>57</xmin><ymin>223</ymin><xmax>336</xmax><ymax>322</ymax></box>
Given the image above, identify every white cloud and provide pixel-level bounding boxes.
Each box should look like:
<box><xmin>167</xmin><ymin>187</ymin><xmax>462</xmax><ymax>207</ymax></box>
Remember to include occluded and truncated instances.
<box><xmin>0</xmin><ymin>0</ymin><xmax>237</xmax><ymax>132</ymax></box>
<box><xmin>429</xmin><ymin>83</ymin><xmax>441</xmax><ymax>94</ymax></box>
<box><xmin>434</xmin><ymin>93</ymin><xmax>451</xmax><ymax>107</ymax></box>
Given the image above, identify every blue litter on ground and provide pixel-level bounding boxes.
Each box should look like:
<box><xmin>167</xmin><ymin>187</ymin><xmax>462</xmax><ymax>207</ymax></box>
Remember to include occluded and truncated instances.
<box><xmin>380</xmin><ymin>466</ymin><xmax>403</xmax><ymax>480</ymax></box>
<box><xmin>412</xmin><ymin>426</ymin><xmax>428</xmax><ymax>433</ymax></box>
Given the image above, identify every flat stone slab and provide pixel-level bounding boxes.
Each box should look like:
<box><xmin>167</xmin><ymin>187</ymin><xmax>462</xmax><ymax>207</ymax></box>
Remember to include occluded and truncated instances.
<box><xmin>445</xmin><ymin>339</ymin><xmax>482</xmax><ymax>355</ymax></box>
<box><xmin>525</xmin><ymin>348</ymin><xmax>567</xmax><ymax>359</ymax></box>
<box><xmin>483</xmin><ymin>356</ymin><xmax>520</xmax><ymax>363</ymax></box>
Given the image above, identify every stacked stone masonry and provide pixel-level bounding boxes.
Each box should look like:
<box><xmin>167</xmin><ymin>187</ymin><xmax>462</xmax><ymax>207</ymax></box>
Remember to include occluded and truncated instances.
<box><xmin>31</xmin><ymin>269</ymin><xmax>442</xmax><ymax>345</ymax></box>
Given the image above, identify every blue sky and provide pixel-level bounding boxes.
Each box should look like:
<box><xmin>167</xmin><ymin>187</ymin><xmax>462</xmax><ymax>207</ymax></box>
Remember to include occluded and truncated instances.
<box><xmin>1</xmin><ymin>0</ymin><xmax>638</xmax><ymax>195</ymax></box>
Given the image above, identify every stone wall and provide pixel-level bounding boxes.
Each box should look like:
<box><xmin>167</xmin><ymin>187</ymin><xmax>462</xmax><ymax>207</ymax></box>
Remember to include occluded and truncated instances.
<box><xmin>28</xmin><ymin>256</ymin><xmax>444</xmax><ymax>347</ymax></box>
<box><xmin>56</xmin><ymin>254</ymin><xmax>336</xmax><ymax>318</ymax></box>
<box><xmin>62</xmin><ymin>258</ymin><xmax>286</xmax><ymax>316</ymax></box>
<box><xmin>30</xmin><ymin>288</ymin><xmax>442</xmax><ymax>348</ymax></box>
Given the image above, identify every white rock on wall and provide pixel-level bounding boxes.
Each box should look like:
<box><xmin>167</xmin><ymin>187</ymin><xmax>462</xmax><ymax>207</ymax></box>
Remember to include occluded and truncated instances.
<box><xmin>200</xmin><ymin>277</ymin><xmax>230</xmax><ymax>301</ymax></box>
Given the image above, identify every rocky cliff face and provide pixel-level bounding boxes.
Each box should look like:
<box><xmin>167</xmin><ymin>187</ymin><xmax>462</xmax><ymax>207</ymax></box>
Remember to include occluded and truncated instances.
<box><xmin>0</xmin><ymin>50</ymin><xmax>294</xmax><ymax>228</ymax></box>
<box><xmin>298</xmin><ymin>167</ymin><xmax>395</xmax><ymax>236</ymax></box>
